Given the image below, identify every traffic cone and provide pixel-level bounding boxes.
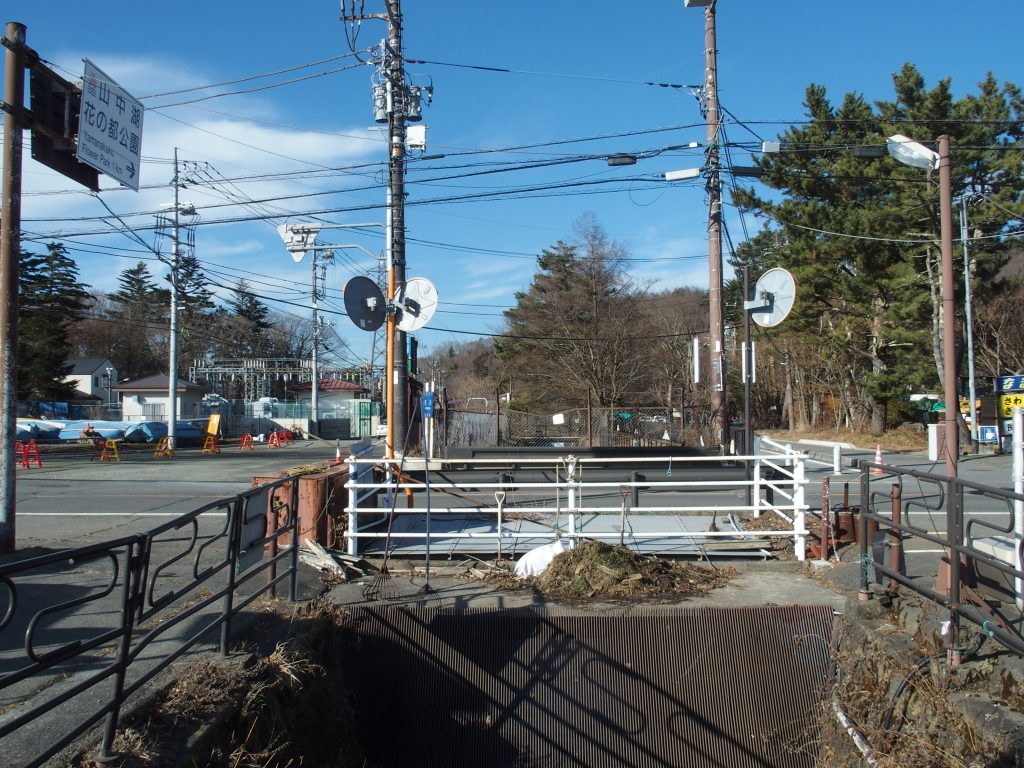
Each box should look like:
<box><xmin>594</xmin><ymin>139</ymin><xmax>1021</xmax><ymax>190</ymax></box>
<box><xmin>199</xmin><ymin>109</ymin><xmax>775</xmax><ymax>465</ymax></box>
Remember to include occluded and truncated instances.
<box><xmin>335</xmin><ymin>447</ymin><xmax>342</xmax><ymax>464</ymax></box>
<box><xmin>872</xmin><ymin>444</ymin><xmax>883</xmax><ymax>474</ymax></box>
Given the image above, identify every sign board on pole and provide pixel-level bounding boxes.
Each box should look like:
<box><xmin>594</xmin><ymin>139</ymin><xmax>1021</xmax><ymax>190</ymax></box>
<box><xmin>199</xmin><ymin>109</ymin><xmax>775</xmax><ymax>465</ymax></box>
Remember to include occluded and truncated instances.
<box><xmin>76</xmin><ymin>59</ymin><xmax>144</xmax><ymax>190</ymax></box>
<box><xmin>1001</xmin><ymin>393</ymin><xmax>1024</xmax><ymax>418</ymax></box>
<box><xmin>422</xmin><ymin>392</ymin><xmax>435</xmax><ymax>419</ymax></box>
<box><xmin>997</xmin><ymin>375</ymin><xmax>1024</xmax><ymax>393</ymax></box>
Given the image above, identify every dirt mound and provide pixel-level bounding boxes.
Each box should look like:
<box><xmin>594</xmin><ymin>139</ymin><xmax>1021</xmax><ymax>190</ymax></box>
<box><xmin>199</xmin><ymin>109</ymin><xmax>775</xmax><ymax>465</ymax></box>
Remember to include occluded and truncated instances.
<box><xmin>533</xmin><ymin>540</ymin><xmax>732</xmax><ymax>600</ymax></box>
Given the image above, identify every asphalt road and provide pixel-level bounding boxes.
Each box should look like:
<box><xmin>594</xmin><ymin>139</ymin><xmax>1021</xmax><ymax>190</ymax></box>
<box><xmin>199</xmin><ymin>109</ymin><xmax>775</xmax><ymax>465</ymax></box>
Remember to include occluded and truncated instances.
<box><xmin>11</xmin><ymin>438</ymin><xmax>360</xmax><ymax>551</ymax></box>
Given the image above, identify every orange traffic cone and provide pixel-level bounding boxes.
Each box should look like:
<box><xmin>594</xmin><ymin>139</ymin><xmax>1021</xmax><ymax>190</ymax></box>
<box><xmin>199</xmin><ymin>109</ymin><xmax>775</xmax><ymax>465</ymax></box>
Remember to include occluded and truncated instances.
<box><xmin>871</xmin><ymin>444</ymin><xmax>883</xmax><ymax>474</ymax></box>
<box><xmin>335</xmin><ymin>447</ymin><xmax>342</xmax><ymax>464</ymax></box>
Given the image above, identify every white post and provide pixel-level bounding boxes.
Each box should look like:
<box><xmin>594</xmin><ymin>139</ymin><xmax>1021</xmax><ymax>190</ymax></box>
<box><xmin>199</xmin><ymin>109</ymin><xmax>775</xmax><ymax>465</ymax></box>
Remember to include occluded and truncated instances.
<box><xmin>833</xmin><ymin>444</ymin><xmax>842</xmax><ymax>475</ymax></box>
<box><xmin>1013</xmin><ymin>407</ymin><xmax>1023</xmax><ymax>610</ymax></box>
<box><xmin>752</xmin><ymin>436</ymin><xmax>762</xmax><ymax>518</ymax></box>
<box><xmin>566</xmin><ymin>454</ymin><xmax>578</xmax><ymax>548</ymax></box>
<box><xmin>345</xmin><ymin>456</ymin><xmax>359</xmax><ymax>556</ymax></box>
<box><xmin>794</xmin><ymin>454</ymin><xmax>807</xmax><ymax>561</ymax></box>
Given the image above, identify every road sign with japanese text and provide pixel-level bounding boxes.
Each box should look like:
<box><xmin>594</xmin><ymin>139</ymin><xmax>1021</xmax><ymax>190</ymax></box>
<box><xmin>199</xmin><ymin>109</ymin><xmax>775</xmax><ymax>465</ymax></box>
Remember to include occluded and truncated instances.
<box><xmin>997</xmin><ymin>375</ymin><xmax>1024</xmax><ymax>392</ymax></box>
<box><xmin>1001</xmin><ymin>393</ymin><xmax>1024</xmax><ymax>417</ymax></box>
<box><xmin>75</xmin><ymin>59</ymin><xmax>144</xmax><ymax>190</ymax></box>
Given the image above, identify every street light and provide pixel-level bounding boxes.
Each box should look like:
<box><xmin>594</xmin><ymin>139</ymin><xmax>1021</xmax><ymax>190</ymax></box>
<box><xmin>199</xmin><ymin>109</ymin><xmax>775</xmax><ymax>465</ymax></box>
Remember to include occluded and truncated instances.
<box><xmin>887</xmin><ymin>134</ymin><xmax>958</xmax><ymax>478</ymax></box>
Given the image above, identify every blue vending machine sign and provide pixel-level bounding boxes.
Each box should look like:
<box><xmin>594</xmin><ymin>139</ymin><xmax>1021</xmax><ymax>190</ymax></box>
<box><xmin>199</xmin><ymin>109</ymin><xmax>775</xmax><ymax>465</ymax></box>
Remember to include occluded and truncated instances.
<box><xmin>422</xmin><ymin>392</ymin><xmax>435</xmax><ymax>418</ymax></box>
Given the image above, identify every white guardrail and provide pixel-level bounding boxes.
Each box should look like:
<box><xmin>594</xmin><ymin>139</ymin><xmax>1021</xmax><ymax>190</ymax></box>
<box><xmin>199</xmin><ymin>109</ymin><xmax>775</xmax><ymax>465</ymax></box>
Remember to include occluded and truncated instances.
<box><xmin>344</xmin><ymin>450</ymin><xmax>810</xmax><ymax>560</ymax></box>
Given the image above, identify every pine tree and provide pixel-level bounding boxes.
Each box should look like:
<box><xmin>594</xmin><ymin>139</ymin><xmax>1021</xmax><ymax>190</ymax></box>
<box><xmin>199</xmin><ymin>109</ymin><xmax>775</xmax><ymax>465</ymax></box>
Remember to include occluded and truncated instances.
<box><xmin>18</xmin><ymin>243</ymin><xmax>92</xmax><ymax>399</ymax></box>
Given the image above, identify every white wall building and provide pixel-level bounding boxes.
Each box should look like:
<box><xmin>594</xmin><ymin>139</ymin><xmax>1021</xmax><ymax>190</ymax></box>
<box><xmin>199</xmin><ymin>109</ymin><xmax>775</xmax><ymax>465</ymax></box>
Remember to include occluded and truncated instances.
<box><xmin>113</xmin><ymin>374</ymin><xmax>205</xmax><ymax>421</ymax></box>
<box><xmin>64</xmin><ymin>358</ymin><xmax>119</xmax><ymax>402</ymax></box>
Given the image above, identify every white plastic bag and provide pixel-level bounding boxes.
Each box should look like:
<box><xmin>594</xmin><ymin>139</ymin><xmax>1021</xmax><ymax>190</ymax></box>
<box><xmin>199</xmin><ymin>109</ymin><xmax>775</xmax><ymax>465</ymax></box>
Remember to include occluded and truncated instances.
<box><xmin>514</xmin><ymin>540</ymin><xmax>567</xmax><ymax>578</ymax></box>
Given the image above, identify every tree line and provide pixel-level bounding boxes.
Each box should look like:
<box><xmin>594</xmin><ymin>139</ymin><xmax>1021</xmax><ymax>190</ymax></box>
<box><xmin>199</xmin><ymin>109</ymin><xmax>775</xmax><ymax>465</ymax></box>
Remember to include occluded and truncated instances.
<box><xmin>426</xmin><ymin>65</ymin><xmax>1024</xmax><ymax>437</ymax></box>
<box><xmin>18</xmin><ymin>246</ymin><xmax>321</xmax><ymax>402</ymax></box>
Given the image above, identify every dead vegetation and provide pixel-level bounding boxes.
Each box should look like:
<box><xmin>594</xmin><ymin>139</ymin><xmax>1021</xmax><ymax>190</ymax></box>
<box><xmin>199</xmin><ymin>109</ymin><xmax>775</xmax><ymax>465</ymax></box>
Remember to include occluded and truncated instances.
<box><xmin>530</xmin><ymin>540</ymin><xmax>733</xmax><ymax>600</ymax></box>
<box><xmin>78</xmin><ymin>598</ymin><xmax>366</xmax><ymax>768</ymax></box>
<box><xmin>740</xmin><ymin>510</ymin><xmax>798</xmax><ymax>560</ymax></box>
<box><xmin>761</xmin><ymin>427</ymin><xmax>929</xmax><ymax>453</ymax></box>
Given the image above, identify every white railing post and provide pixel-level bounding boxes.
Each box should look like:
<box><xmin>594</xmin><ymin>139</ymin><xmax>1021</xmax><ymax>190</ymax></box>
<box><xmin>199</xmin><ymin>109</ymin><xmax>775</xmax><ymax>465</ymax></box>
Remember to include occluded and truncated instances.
<box><xmin>344</xmin><ymin>456</ymin><xmax>359</xmax><ymax>556</ymax></box>
<box><xmin>833</xmin><ymin>444</ymin><xmax>842</xmax><ymax>475</ymax></box>
<box><xmin>794</xmin><ymin>454</ymin><xmax>807</xmax><ymax>561</ymax></box>
<box><xmin>566</xmin><ymin>454</ymin><xmax>578</xmax><ymax>547</ymax></box>
<box><xmin>752</xmin><ymin>437</ymin><xmax>762</xmax><ymax>518</ymax></box>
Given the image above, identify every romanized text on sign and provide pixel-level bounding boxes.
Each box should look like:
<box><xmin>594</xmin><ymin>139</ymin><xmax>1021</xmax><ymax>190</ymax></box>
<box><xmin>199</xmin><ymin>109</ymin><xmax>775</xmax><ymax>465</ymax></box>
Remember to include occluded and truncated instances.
<box><xmin>75</xmin><ymin>59</ymin><xmax>144</xmax><ymax>191</ymax></box>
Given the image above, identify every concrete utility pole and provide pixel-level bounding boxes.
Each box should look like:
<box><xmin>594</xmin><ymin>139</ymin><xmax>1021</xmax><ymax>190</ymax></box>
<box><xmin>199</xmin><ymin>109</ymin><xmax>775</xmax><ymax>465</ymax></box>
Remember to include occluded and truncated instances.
<box><xmin>938</xmin><ymin>135</ymin><xmax>958</xmax><ymax>478</ymax></box>
<box><xmin>0</xmin><ymin>22</ymin><xmax>26</xmax><ymax>553</ymax></box>
<box><xmin>703</xmin><ymin>1</ymin><xmax>726</xmax><ymax>450</ymax></box>
<box><xmin>167</xmin><ymin>149</ymin><xmax>181</xmax><ymax>450</ymax></box>
<box><xmin>339</xmin><ymin>0</ymin><xmax>410</xmax><ymax>456</ymax></box>
<box><xmin>386</xmin><ymin>0</ymin><xmax>409</xmax><ymax>454</ymax></box>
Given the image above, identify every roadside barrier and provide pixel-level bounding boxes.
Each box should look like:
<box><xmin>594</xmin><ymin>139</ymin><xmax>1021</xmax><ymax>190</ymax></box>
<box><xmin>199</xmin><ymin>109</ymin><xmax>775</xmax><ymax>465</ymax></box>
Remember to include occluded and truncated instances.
<box><xmin>14</xmin><ymin>440</ymin><xmax>41</xmax><ymax>468</ymax></box>
<box><xmin>153</xmin><ymin>437</ymin><xmax>173</xmax><ymax>458</ymax></box>
<box><xmin>268</xmin><ymin>432</ymin><xmax>281</xmax><ymax>448</ymax></box>
<box><xmin>239</xmin><ymin>433</ymin><xmax>254</xmax><ymax>451</ymax></box>
<box><xmin>98</xmin><ymin>439</ymin><xmax>120</xmax><ymax>463</ymax></box>
<box><xmin>202</xmin><ymin>435</ymin><xmax>220</xmax><ymax>455</ymax></box>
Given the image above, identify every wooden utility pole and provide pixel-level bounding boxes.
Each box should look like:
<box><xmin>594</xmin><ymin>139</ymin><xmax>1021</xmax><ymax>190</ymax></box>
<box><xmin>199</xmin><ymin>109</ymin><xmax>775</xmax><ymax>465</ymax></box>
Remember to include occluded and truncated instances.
<box><xmin>703</xmin><ymin>2</ymin><xmax>726</xmax><ymax>450</ymax></box>
<box><xmin>386</xmin><ymin>0</ymin><xmax>409</xmax><ymax>454</ymax></box>
<box><xmin>0</xmin><ymin>22</ymin><xmax>26</xmax><ymax>553</ymax></box>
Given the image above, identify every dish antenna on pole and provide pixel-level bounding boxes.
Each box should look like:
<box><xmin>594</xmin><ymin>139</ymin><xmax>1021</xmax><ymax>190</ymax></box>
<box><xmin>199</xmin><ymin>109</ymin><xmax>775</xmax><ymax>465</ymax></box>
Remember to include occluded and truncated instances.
<box><xmin>747</xmin><ymin>267</ymin><xmax>796</xmax><ymax>328</ymax></box>
<box><xmin>343</xmin><ymin>276</ymin><xmax>387</xmax><ymax>332</ymax></box>
<box><xmin>343</xmin><ymin>275</ymin><xmax>439</xmax><ymax>334</ymax></box>
<box><xmin>395</xmin><ymin>277</ymin><xmax>439</xmax><ymax>332</ymax></box>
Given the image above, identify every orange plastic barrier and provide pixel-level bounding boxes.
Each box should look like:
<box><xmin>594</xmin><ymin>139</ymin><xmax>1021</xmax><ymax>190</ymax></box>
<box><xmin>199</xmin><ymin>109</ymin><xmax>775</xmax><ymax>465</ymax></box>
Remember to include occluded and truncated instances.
<box><xmin>14</xmin><ymin>440</ymin><xmax>42</xmax><ymax>468</ymax></box>
<box><xmin>154</xmin><ymin>437</ymin><xmax>173</xmax><ymax>458</ymax></box>
<box><xmin>268</xmin><ymin>432</ymin><xmax>281</xmax><ymax>449</ymax></box>
<box><xmin>202</xmin><ymin>435</ymin><xmax>220</xmax><ymax>455</ymax></box>
<box><xmin>239</xmin><ymin>433</ymin><xmax>254</xmax><ymax>451</ymax></box>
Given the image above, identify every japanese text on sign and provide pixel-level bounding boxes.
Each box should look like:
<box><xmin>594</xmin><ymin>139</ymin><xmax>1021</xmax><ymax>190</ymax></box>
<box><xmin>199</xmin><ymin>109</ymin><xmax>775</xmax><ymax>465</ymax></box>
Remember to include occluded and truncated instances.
<box><xmin>75</xmin><ymin>60</ymin><xmax>144</xmax><ymax>190</ymax></box>
<box><xmin>1001</xmin><ymin>394</ymin><xmax>1024</xmax><ymax>417</ymax></box>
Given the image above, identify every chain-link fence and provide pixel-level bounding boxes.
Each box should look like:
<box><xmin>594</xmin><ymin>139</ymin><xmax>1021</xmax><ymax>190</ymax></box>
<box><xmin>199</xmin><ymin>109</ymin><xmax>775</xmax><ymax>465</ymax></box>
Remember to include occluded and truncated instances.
<box><xmin>445</xmin><ymin>410</ymin><xmax>498</xmax><ymax>448</ymax></box>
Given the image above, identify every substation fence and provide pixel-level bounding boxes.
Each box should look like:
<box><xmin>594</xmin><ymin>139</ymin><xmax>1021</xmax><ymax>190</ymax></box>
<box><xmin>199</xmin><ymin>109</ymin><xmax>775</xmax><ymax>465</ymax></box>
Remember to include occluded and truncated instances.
<box><xmin>856</xmin><ymin>461</ymin><xmax>1024</xmax><ymax>658</ymax></box>
<box><xmin>0</xmin><ymin>476</ymin><xmax>301</xmax><ymax>768</ymax></box>
<box><xmin>344</xmin><ymin>451</ymin><xmax>811</xmax><ymax>559</ymax></box>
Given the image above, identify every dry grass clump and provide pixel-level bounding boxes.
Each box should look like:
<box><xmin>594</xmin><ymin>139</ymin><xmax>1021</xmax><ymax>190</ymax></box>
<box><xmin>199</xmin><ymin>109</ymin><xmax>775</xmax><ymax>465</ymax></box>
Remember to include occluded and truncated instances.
<box><xmin>740</xmin><ymin>510</ymin><xmax>797</xmax><ymax>559</ymax></box>
<box><xmin>532</xmin><ymin>540</ymin><xmax>732</xmax><ymax>600</ymax></box>
<box><xmin>211</xmin><ymin>597</ymin><xmax>365</xmax><ymax>768</ymax></box>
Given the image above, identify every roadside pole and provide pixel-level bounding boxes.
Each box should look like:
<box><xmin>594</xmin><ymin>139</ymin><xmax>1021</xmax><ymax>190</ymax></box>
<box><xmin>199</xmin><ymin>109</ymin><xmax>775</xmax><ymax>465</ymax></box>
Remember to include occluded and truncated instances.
<box><xmin>0</xmin><ymin>23</ymin><xmax>26</xmax><ymax>553</ymax></box>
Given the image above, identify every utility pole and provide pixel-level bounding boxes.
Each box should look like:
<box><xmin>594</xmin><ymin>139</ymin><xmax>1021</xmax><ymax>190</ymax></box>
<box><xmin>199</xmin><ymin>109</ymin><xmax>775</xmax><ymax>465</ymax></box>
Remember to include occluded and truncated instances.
<box><xmin>703</xmin><ymin>1</ymin><xmax>726</xmax><ymax>450</ymax></box>
<box><xmin>386</xmin><ymin>0</ymin><xmax>409</xmax><ymax>454</ymax></box>
<box><xmin>339</xmin><ymin>0</ymin><xmax>410</xmax><ymax>456</ymax></box>
<box><xmin>960</xmin><ymin>195</ymin><xmax>978</xmax><ymax>454</ymax></box>
<box><xmin>167</xmin><ymin>149</ymin><xmax>180</xmax><ymax>450</ymax></box>
<box><xmin>0</xmin><ymin>22</ymin><xmax>26</xmax><ymax>553</ymax></box>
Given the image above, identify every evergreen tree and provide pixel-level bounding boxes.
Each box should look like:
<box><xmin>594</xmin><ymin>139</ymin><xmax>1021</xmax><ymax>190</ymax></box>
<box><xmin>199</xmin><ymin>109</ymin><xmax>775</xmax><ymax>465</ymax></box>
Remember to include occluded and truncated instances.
<box><xmin>18</xmin><ymin>243</ymin><xmax>92</xmax><ymax>399</ymax></box>
<box><xmin>732</xmin><ymin>65</ymin><xmax>1023</xmax><ymax>434</ymax></box>
<box><xmin>108</xmin><ymin>261</ymin><xmax>165</xmax><ymax>380</ymax></box>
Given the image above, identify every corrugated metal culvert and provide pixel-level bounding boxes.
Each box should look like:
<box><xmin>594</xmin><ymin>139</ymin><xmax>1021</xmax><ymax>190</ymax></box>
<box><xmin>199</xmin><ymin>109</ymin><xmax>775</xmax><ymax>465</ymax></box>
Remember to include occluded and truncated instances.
<box><xmin>341</xmin><ymin>604</ymin><xmax>836</xmax><ymax>767</ymax></box>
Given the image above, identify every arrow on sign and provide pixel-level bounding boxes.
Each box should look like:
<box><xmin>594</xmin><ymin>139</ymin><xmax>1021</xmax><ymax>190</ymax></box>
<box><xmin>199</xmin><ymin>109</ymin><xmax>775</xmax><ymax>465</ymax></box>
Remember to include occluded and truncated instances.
<box><xmin>126</xmin><ymin>162</ymin><xmax>136</xmax><ymax>179</ymax></box>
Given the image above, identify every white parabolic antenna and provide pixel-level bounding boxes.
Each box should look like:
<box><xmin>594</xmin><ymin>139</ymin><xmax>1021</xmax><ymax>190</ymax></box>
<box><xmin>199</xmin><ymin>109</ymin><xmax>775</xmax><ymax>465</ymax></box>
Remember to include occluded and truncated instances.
<box><xmin>749</xmin><ymin>267</ymin><xmax>796</xmax><ymax>328</ymax></box>
<box><xmin>396</xmin><ymin>277</ymin><xmax>439</xmax><ymax>332</ymax></box>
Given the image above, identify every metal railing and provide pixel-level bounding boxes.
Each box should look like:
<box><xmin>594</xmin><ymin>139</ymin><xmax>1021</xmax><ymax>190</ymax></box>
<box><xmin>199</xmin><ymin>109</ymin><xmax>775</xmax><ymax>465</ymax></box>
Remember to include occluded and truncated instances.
<box><xmin>0</xmin><ymin>475</ymin><xmax>300</xmax><ymax>767</ymax></box>
<box><xmin>344</xmin><ymin>452</ymin><xmax>810</xmax><ymax>559</ymax></box>
<box><xmin>858</xmin><ymin>461</ymin><xmax>1024</xmax><ymax>657</ymax></box>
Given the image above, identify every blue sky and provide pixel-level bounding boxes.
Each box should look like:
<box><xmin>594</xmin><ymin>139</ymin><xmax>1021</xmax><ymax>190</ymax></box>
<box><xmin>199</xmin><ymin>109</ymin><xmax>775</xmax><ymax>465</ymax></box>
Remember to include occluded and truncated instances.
<box><xmin>8</xmin><ymin>1</ymin><xmax>1023</xmax><ymax>370</ymax></box>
